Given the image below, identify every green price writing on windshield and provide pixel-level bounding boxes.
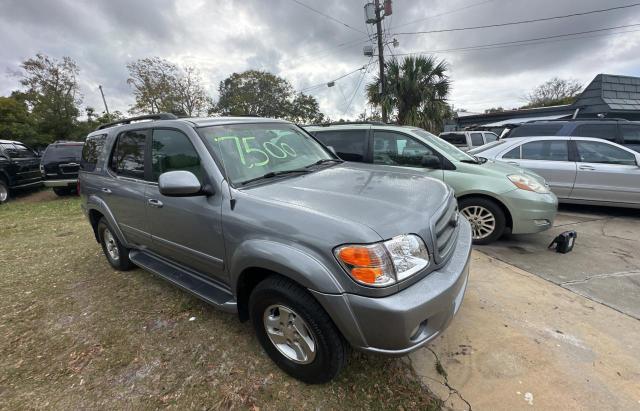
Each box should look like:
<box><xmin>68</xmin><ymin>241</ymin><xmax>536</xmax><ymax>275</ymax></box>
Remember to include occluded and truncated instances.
<box><xmin>214</xmin><ymin>136</ymin><xmax>296</xmax><ymax>168</ymax></box>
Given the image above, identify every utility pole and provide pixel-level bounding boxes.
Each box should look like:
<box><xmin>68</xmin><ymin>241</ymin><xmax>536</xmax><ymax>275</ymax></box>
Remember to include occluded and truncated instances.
<box><xmin>98</xmin><ymin>85</ymin><xmax>110</xmax><ymax>116</ymax></box>
<box><xmin>374</xmin><ymin>0</ymin><xmax>387</xmax><ymax>122</ymax></box>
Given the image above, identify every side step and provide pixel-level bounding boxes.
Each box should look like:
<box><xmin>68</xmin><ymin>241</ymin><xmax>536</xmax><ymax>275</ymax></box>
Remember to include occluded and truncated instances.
<box><xmin>129</xmin><ymin>250</ymin><xmax>237</xmax><ymax>313</ymax></box>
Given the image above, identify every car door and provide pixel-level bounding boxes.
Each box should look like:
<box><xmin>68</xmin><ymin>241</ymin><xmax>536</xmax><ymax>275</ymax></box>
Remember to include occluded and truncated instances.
<box><xmin>371</xmin><ymin>130</ymin><xmax>444</xmax><ymax>180</ymax></box>
<box><xmin>145</xmin><ymin>128</ymin><xmax>226</xmax><ymax>282</ymax></box>
<box><xmin>101</xmin><ymin>129</ymin><xmax>150</xmax><ymax>247</ymax></box>
<box><xmin>571</xmin><ymin>139</ymin><xmax>640</xmax><ymax>205</ymax></box>
<box><xmin>500</xmin><ymin>139</ymin><xmax>576</xmax><ymax>198</ymax></box>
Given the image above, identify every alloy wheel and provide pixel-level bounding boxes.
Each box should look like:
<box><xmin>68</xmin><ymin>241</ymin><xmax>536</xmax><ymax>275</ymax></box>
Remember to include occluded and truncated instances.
<box><xmin>103</xmin><ymin>229</ymin><xmax>120</xmax><ymax>261</ymax></box>
<box><xmin>461</xmin><ymin>205</ymin><xmax>496</xmax><ymax>240</ymax></box>
<box><xmin>263</xmin><ymin>304</ymin><xmax>316</xmax><ymax>364</ymax></box>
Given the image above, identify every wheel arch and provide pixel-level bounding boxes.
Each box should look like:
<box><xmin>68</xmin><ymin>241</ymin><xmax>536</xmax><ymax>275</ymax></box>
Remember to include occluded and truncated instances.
<box><xmin>457</xmin><ymin>192</ymin><xmax>513</xmax><ymax>230</ymax></box>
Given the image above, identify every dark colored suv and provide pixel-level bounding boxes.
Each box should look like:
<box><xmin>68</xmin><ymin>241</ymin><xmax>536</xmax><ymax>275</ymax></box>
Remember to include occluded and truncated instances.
<box><xmin>0</xmin><ymin>139</ymin><xmax>42</xmax><ymax>204</ymax></box>
<box><xmin>41</xmin><ymin>141</ymin><xmax>84</xmax><ymax>195</ymax></box>
<box><xmin>504</xmin><ymin>119</ymin><xmax>640</xmax><ymax>152</ymax></box>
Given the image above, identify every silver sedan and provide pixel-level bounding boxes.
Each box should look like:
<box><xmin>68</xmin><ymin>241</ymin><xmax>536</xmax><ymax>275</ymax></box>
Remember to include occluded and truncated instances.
<box><xmin>469</xmin><ymin>136</ymin><xmax>640</xmax><ymax>208</ymax></box>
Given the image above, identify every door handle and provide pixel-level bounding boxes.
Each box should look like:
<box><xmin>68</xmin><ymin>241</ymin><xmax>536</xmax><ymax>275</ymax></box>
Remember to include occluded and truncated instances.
<box><xmin>101</xmin><ymin>188</ymin><xmax>112</xmax><ymax>194</ymax></box>
<box><xmin>578</xmin><ymin>165</ymin><xmax>595</xmax><ymax>171</ymax></box>
<box><xmin>147</xmin><ymin>199</ymin><xmax>163</xmax><ymax>208</ymax></box>
<box><xmin>506</xmin><ymin>161</ymin><xmax>519</xmax><ymax>166</ymax></box>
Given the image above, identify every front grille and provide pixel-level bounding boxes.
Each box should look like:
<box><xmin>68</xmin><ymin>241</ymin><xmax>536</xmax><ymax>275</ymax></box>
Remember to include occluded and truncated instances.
<box><xmin>432</xmin><ymin>195</ymin><xmax>460</xmax><ymax>264</ymax></box>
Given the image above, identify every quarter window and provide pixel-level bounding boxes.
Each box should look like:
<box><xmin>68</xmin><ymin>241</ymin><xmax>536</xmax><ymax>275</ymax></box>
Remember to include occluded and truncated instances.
<box><xmin>470</xmin><ymin>133</ymin><xmax>484</xmax><ymax>146</ymax></box>
<box><xmin>576</xmin><ymin>141</ymin><xmax>636</xmax><ymax>165</ymax></box>
<box><xmin>484</xmin><ymin>133</ymin><xmax>498</xmax><ymax>143</ymax></box>
<box><xmin>81</xmin><ymin>134</ymin><xmax>107</xmax><ymax>172</ymax></box>
<box><xmin>151</xmin><ymin>129</ymin><xmax>202</xmax><ymax>181</ymax></box>
<box><xmin>313</xmin><ymin>130</ymin><xmax>367</xmax><ymax>162</ymax></box>
<box><xmin>111</xmin><ymin>130</ymin><xmax>147</xmax><ymax>178</ymax></box>
<box><xmin>373</xmin><ymin>131</ymin><xmax>436</xmax><ymax>167</ymax></box>
<box><xmin>502</xmin><ymin>147</ymin><xmax>520</xmax><ymax>159</ymax></box>
<box><xmin>571</xmin><ymin>124</ymin><xmax>617</xmax><ymax>141</ymax></box>
<box><xmin>620</xmin><ymin>124</ymin><xmax>640</xmax><ymax>144</ymax></box>
<box><xmin>521</xmin><ymin>140</ymin><xmax>569</xmax><ymax>161</ymax></box>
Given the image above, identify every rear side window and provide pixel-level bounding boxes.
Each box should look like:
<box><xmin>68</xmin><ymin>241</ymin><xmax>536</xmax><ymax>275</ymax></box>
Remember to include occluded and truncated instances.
<box><xmin>151</xmin><ymin>129</ymin><xmax>202</xmax><ymax>181</ymax></box>
<box><xmin>440</xmin><ymin>133</ymin><xmax>466</xmax><ymax>146</ymax></box>
<box><xmin>470</xmin><ymin>133</ymin><xmax>484</xmax><ymax>146</ymax></box>
<box><xmin>81</xmin><ymin>134</ymin><xmax>107</xmax><ymax>172</ymax></box>
<box><xmin>110</xmin><ymin>130</ymin><xmax>147</xmax><ymax>178</ymax></box>
<box><xmin>503</xmin><ymin>147</ymin><xmax>520</xmax><ymax>159</ymax></box>
<box><xmin>508</xmin><ymin>124</ymin><xmax>564</xmax><ymax>138</ymax></box>
<box><xmin>576</xmin><ymin>141</ymin><xmax>636</xmax><ymax>165</ymax></box>
<box><xmin>484</xmin><ymin>133</ymin><xmax>498</xmax><ymax>143</ymax></box>
<box><xmin>521</xmin><ymin>140</ymin><xmax>569</xmax><ymax>161</ymax></box>
<box><xmin>571</xmin><ymin>124</ymin><xmax>617</xmax><ymax>141</ymax></box>
<box><xmin>313</xmin><ymin>130</ymin><xmax>367</xmax><ymax>162</ymax></box>
<box><xmin>45</xmin><ymin>144</ymin><xmax>84</xmax><ymax>162</ymax></box>
<box><xmin>620</xmin><ymin>124</ymin><xmax>640</xmax><ymax>144</ymax></box>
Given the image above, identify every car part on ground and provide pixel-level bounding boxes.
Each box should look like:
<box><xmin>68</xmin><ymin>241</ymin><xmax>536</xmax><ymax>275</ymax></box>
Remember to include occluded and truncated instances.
<box><xmin>470</xmin><ymin>136</ymin><xmax>640</xmax><ymax>209</ymax></box>
<box><xmin>306</xmin><ymin>124</ymin><xmax>558</xmax><ymax>244</ymax></box>
<box><xmin>80</xmin><ymin>114</ymin><xmax>472</xmax><ymax>383</ymax></box>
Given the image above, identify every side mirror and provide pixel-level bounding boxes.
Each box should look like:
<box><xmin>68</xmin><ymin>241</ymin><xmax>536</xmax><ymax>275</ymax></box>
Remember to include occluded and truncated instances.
<box><xmin>158</xmin><ymin>171</ymin><xmax>203</xmax><ymax>197</ymax></box>
<box><xmin>421</xmin><ymin>154</ymin><xmax>441</xmax><ymax>169</ymax></box>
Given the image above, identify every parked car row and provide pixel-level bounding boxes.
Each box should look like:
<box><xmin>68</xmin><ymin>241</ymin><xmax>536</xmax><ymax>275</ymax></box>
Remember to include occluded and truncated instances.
<box><xmin>0</xmin><ymin>139</ymin><xmax>42</xmax><ymax>203</ymax></box>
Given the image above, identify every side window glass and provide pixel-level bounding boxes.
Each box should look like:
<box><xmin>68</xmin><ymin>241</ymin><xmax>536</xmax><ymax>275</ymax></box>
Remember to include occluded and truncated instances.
<box><xmin>81</xmin><ymin>134</ymin><xmax>107</xmax><ymax>172</ymax></box>
<box><xmin>576</xmin><ymin>141</ymin><xmax>636</xmax><ymax>165</ymax></box>
<box><xmin>571</xmin><ymin>124</ymin><xmax>617</xmax><ymax>141</ymax></box>
<box><xmin>313</xmin><ymin>130</ymin><xmax>367</xmax><ymax>162</ymax></box>
<box><xmin>111</xmin><ymin>130</ymin><xmax>147</xmax><ymax>178</ymax></box>
<box><xmin>484</xmin><ymin>133</ymin><xmax>498</xmax><ymax>143</ymax></box>
<box><xmin>620</xmin><ymin>124</ymin><xmax>640</xmax><ymax>144</ymax></box>
<box><xmin>470</xmin><ymin>133</ymin><xmax>484</xmax><ymax>146</ymax></box>
<box><xmin>373</xmin><ymin>131</ymin><xmax>436</xmax><ymax>167</ymax></box>
<box><xmin>502</xmin><ymin>147</ymin><xmax>520</xmax><ymax>159</ymax></box>
<box><xmin>521</xmin><ymin>140</ymin><xmax>568</xmax><ymax>161</ymax></box>
<box><xmin>152</xmin><ymin>129</ymin><xmax>203</xmax><ymax>181</ymax></box>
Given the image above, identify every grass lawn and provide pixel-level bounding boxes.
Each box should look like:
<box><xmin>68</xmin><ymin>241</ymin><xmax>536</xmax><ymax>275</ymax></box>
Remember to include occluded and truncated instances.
<box><xmin>0</xmin><ymin>191</ymin><xmax>440</xmax><ymax>410</ymax></box>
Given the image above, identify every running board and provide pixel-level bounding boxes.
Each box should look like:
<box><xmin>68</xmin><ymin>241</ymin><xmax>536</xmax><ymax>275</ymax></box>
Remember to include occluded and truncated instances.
<box><xmin>129</xmin><ymin>250</ymin><xmax>237</xmax><ymax>313</ymax></box>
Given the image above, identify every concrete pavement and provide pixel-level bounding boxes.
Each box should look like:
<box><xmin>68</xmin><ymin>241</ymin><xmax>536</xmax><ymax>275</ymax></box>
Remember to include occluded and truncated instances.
<box><xmin>409</xmin><ymin>251</ymin><xmax>640</xmax><ymax>411</ymax></box>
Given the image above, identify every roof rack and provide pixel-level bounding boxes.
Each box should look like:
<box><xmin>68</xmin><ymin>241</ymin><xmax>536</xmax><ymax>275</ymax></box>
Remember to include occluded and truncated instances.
<box><xmin>531</xmin><ymin>117</ymin><xmax>630</xmax><ymax>123</ymax></box>
<box><xmin>305</xmin><ymin>121</ymin><xmax>390</xmax><ymax>127</ymax></box>
<box><xmin>96</xmin><ymin>113</ymin><xmax>179</xmax><ymax>130</ymax></box>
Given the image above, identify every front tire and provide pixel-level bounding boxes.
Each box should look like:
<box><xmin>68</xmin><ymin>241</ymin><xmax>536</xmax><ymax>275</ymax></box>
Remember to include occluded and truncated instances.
<box><xmin>97</xmin><ymin>218</ymin><xmax>134</xmax><ymax>271</ymax></box>
<box><xmin>0</xmin><ymin>180</ymin><xmax>9</xmax><ymax>204</ymax></box>
<box><xmin>459</xmin><ymin>197</ymin><xmax>506</xmax><ymax>245</ymax></box>
<box><xmin>249</xmin><ymin>276</ymin><xmax>348</xmax><ymax>384</ymax></box>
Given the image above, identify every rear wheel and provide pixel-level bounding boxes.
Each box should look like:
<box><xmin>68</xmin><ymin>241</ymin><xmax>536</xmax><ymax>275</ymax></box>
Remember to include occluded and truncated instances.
<box><xmin>97</xmin><ymin>218</ymin><xmax>134</xmax><ymax>271</ymax></box>
<box><xmin>0</xmin><ymin>180</ymin><xmax>9</xmax><ymax>204</ymax></box>
<box><xmin>459</xmin><ymin>197</ymin><xmax>506</xmax><ymax>245</ymax></box>
<box><xmin>249</xmin><ymin>276</ymin><xmax>348</xmax><ymax>384</ymax></box>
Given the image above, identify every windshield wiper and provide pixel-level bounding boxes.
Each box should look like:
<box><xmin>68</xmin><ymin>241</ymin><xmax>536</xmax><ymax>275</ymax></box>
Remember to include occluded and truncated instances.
<box><xmin>305</xmin><ymin>158</ymin><xmax>344</xmax><ymax>168</ymax></box>
<box><xmin>238</xmin><ymin>169</ymin><xmax>312</xmax><ymax>186</ymax></box>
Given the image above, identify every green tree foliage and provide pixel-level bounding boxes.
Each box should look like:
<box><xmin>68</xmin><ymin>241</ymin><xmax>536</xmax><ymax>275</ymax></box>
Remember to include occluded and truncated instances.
<box><xmin>214</xmin><ymin>70</ymin><xmax>325</xmax><ymax>124</ymax></box>
<box><xmin>524</xmin><ymin>77</ymin><xmax>582</xmax><ymax>108</ymax></box>
<box><xmin>126</xmin><ymin>57</ymin><xmax>210</xmax><ymax>116</ymax></box>
<box><xmin>0</xmin><ymin>93</ymin><xmax>37</xmax><ymax>146</ymax></box>
<box><xmin>367</xmin><ymin>55</ymin><xmax>451</xmax><ymax>133</ymax></box>
<box><xmin>16</xmin><ymin>54</ymin><xmax>81</xmax><ymax>143</ymax></box>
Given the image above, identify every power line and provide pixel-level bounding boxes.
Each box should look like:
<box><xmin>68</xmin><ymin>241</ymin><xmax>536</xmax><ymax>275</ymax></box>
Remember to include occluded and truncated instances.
<box><xmin>344</xmin><ymin>56</ymin><xmax>375</xmax><ymax>114</ymax></box>
<box><xmin>299</xmin><ymin>63</ymin><xmax>373</xmax><ymax>93</ymax></box>
<box><xmin>390</xmin><ymin>0</ymin><xmax>494</xmax><ymax>30</ymax></box>
<box><xmin>393</xmin><ymin>23</ymin><xmax>640</xmax><ymax>56</ymax></box>
<box><xmin>394</xmin><ymin>3</ymin><xmax>640</xmax><ymax>35</ymax></box>
<box><xmin>288</xmin><ymin>0</ymin><xmax>368</xmax><ymax>34</ymax></box>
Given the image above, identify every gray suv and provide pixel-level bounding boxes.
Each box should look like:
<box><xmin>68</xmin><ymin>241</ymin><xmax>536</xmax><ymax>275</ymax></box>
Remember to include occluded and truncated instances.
<box><xmin>79</xmin><ymin>114</ymin><xmax>472</xmax><ymax>383</ymax></box>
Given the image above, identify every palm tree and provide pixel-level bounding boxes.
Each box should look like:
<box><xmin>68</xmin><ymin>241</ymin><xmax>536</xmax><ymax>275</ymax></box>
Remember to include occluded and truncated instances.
<box><xmin>367</xmin><ymin>55</ymin><xmax>451</xmax><ymax>133</ymax></box>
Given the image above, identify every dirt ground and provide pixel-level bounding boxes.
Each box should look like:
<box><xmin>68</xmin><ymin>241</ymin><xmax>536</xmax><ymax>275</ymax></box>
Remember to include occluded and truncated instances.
<box><xmin>0</xmin><ymin>194</ymin><xmax>439</xmax><ymax>410</ymax></box>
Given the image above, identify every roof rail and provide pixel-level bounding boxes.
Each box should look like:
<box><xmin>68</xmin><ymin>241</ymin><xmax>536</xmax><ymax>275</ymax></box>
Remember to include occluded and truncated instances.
<box><xmin>532</xmin><ymin>117</ymin><xmax>630</xmax><ymax>123</ymax></box>
<box><xmin>305</xmin><ymin>121</ymin><xmax>390</xmax><ymax>127</ymax></box>
<box><xmin>96</xmin><ymin>113</ymin><xmax>179</xmax><ymax>131</ymax></box>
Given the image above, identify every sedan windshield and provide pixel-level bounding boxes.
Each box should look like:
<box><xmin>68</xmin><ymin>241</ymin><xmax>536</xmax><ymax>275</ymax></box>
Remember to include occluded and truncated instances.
<box><xmin>412</xmin><ymin>129</ymin><xmax>477</xmax><ymax>162</ymax></box>
<box><xmin>199</xmin><ymin>123</ymin><xmax>334</xmax><ymax>185</ymax></box>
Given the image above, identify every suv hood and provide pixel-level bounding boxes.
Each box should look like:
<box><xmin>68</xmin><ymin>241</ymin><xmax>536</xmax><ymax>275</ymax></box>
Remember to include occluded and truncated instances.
<box><xmin>244</xmin><ymin>162</ymin><xmax>451</xmax><ymax>240</ymax></box>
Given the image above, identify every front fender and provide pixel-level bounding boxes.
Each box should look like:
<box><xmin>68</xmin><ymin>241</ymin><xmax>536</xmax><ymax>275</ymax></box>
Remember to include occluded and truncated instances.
<box><xmin>86</xmin><ymin>194</ymin><xmax>130</xmax><ymax>248</ymax></box>
<box><xmin>229</xmin><ymin>239</ymin><xmax>344</xmax><ymax>294</ymax></box>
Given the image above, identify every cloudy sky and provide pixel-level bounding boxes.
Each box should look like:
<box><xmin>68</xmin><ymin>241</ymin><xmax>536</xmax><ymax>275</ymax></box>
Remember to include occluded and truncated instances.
<box><xmin>1</xmin><ymin>0</ymin><xmax>640</xmax><ymax>119</ymax></box>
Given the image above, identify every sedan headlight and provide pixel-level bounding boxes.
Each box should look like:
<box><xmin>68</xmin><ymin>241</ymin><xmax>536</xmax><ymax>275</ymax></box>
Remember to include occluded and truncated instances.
<box><xmin>334</xmin><ymin>234</ymin><xmax>430</xmax><ymax>287</ymax></box>
<box><xmin>507</xmin><ymin>174</ymin><xmax>550</xmax><ymax>194</ymax></box>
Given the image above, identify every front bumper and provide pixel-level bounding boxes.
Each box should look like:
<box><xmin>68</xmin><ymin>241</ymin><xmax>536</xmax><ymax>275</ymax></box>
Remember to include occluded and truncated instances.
<box><xmin>311</xmin><ymin>219</ymin><xmax>472</xmax><ymax>355</ymax></box>
<box><xmin>501</xmin><ymin>189</ymin><xmax>558</xmax><ymax>234</ymax></box>
<box><xmin>44</xmin><ymin>178</ymin><xmax>78</xmax><ymax>187</ymax></box>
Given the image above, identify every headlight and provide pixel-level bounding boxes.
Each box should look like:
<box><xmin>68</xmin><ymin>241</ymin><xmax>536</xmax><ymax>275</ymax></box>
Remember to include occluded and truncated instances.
<box><xmin>507</xmin><ymin>174</ymin><xmax>550</xmax><ymax>194</ymax></box>
<box><xmin>334</xmin><ymin>234</ymin><xmax>430</xmax><ymax>287</ymax></box>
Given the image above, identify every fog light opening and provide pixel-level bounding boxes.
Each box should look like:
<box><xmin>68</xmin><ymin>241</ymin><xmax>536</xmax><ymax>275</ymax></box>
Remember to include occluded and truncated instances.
<box><xmin>534</xmin><ymin>219</ymin><xmax>551</xmax><ymax>227</ymax></box>
<box><xmin>409</xmin><ymin>319</ymin><xmax>428</xmax><ymax>341</ymax></box>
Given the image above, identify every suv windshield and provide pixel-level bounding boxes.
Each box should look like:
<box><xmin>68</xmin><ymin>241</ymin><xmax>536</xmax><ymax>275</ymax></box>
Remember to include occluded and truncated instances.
<box><xmin>412</xmin><ymin>129</ymin><xmax>477</xmax><ymax>162</ymax></box>
<box><xmin>440</xmin><ymin>133</ymin><xmax>466</xmax><ymax>146</ymax></box>
<box><xmin>199</xmin><ymin>123</ymin><xmax>333</xmax><ymax>185</ymax></box>
<box><xmin>43</xmin><ymin>144</ymin><xmax>83</xmax><ymax>162</ymax></box>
